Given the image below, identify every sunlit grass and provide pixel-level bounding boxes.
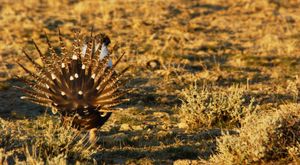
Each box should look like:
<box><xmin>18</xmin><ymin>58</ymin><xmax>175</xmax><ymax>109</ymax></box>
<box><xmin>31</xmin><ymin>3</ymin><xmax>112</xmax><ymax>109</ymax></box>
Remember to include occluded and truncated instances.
<box><xmin>1</xmin><ymin>0</ymin><xmax>300</xmax><ymax>164</ymax></box>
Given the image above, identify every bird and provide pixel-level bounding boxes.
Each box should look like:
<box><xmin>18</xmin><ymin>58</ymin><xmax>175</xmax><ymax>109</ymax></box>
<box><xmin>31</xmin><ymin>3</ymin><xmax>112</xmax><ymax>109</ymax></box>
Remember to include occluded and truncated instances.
<box><xmin>16</xmin><ymin>29</ymin><xmax>130</xmax><ymax>142</ymax></box>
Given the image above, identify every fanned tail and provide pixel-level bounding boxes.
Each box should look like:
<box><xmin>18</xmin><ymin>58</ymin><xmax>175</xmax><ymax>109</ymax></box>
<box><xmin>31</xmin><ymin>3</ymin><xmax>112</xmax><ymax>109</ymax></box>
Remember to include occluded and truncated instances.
<box><xmin>17</xmin><ymin>29</ymin><xmax>130</xmax><ymax>130</ymax></box>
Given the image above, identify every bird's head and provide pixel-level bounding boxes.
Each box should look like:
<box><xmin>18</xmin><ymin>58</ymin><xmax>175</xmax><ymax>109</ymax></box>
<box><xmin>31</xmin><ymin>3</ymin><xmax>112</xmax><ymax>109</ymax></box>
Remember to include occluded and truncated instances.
<box><xmin>95</xmin><ymin>33</ymin><xmax>111</xmax><ymax>46</ymax></box>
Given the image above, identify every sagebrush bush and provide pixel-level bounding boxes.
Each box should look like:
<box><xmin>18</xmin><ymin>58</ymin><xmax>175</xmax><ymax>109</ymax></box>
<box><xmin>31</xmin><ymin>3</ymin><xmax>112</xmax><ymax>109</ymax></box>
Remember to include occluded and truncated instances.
<box><xmin>178</xmin><ymin>84</ymin><xmax>256</xmax><ymax>130</ymax></box>
<box><xmin>23</xmin><ymin>115</ymin><xmax>98</xmax><ymax>163</ymax></box>
<box><xmin>0</xmin><ymin>115</ymin><xmax>98</xmax><ymax>164</ymax></box>
<box><xmin>208</xmin><ymin>103</ymin><xmax>300</xmax><ymax>164</ymax></box>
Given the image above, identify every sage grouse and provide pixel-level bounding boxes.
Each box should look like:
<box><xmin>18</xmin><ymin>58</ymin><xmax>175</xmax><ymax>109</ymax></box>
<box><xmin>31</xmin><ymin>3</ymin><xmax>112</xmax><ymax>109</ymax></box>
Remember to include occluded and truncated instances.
<box><xmin>16</xmin><ymin>29</ymin><xmax>130</xmax><ymax>131</ymax></box>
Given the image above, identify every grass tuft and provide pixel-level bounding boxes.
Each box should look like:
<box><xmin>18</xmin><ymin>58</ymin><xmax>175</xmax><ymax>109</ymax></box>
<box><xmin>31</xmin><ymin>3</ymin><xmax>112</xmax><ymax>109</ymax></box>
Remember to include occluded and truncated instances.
<box><xmin>178</xmin><ymin>83</ymin><xmax>256</xmax><ymax>130</ymax></box>
<box><xmin>0</xmin><ymin>114</ymin><xmax>98</xmax><ymax>164</ymax></box>
<box><xmin>208</xmin><ymin>103</ymin><xmax>300</xmax><ymax>164</ymax></box>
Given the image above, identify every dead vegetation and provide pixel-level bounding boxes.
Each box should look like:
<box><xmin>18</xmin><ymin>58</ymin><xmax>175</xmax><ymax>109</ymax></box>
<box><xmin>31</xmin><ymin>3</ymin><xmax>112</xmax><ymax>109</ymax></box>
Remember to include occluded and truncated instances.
<box><xmin>208</xmin><ymin>103</ymin><xmax>300</xmax><ymax>164</ymax></box>
<box><xmin>0</xmin><ymin>115</ymin><xmax>98</xmax><ymax>164</ymax></box>
<box><xmin>1</xmin><ymin>0</ymin><xmax>300</xmax><ymax>164</ymax></box>
<box><xmin>178</xmin><ymin>83</ymin><xmax>256</xmax><ymax>130</ymax></box>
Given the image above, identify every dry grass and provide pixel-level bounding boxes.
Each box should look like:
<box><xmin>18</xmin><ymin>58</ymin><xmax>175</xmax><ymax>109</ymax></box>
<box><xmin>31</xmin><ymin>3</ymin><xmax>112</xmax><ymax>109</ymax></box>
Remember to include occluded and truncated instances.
<box><xmin>0</xmin><ymin>115</ymin><xmax>97</xmax><ymax>164</ymax></box>
<box><xmin>207</xmin><ymin>103</ymin><xmax>300</xmax><ymax>164</ymax></box>
<box><xmin>1</xmin><ymin>0</ymin><xmax>300</xmax><ymax>164</ymax></box>
<box><xmin>178</xmin><ymin>83</ymin><xmax>256</xmax><ymax>130</ymax></box>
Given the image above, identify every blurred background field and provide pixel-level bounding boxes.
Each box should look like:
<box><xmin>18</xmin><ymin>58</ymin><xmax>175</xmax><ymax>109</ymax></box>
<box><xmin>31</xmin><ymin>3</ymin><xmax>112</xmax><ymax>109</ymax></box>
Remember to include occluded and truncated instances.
<box><xmin>1</xmin><ymin>0</ymin><xmax>300</xmax><ymax>164</ymax></box>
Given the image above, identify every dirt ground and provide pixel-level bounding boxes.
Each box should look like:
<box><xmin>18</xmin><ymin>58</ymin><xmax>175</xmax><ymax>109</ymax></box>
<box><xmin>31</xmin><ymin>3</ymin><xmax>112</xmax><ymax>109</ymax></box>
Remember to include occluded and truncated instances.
<box><xmin>1</xmin><ymin>0</ymin><xmax>300</xmax><ymax>164</ymax></box>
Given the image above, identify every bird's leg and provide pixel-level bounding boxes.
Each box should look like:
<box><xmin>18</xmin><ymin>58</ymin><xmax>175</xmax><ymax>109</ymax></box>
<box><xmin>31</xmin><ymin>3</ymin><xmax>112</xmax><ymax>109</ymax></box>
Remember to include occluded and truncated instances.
<box><xmin>89</xmin><ymin>128</ymin><xmax>98</xmax><ymax>144</ymax></box>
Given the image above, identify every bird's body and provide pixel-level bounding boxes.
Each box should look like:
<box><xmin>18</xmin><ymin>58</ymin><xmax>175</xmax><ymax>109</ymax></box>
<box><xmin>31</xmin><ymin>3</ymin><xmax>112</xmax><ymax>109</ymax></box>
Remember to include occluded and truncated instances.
<box><xmin>17</xmin><ymin>30</ymin><xmax>129</xmax><ymax>130</ymax></box>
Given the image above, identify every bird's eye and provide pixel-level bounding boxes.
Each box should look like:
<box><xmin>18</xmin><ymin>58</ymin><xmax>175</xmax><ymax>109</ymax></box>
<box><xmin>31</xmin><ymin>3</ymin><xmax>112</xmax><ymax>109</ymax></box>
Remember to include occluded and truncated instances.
<box><xmin>103</xmin><ymin>37</ymin><xmax>111</xmax><ymax>45</ymax></box>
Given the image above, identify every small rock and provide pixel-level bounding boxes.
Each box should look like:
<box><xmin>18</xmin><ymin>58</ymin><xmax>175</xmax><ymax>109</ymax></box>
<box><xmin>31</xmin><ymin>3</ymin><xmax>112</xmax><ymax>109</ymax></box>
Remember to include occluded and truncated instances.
<box><xmin>146</xmin><ymin>59</ymin><xmax>161</xmax><ymax>70</ymax></box>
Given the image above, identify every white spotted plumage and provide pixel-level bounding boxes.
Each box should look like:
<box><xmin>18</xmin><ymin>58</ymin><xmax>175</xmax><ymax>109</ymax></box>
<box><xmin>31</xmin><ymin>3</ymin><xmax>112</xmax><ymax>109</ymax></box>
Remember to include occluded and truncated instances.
<box><xmin>17</xmin><ymin>30</ymin><xmax>130</xmax><ymax>131</ymax></box>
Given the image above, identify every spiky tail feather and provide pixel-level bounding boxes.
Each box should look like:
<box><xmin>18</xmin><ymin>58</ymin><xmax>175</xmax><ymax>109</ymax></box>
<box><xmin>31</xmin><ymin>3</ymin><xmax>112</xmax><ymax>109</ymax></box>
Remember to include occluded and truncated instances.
<box><xmin>17</xmin><ymin>30</ymin><xmax>130</xmax><ymax>130</ymax></box>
